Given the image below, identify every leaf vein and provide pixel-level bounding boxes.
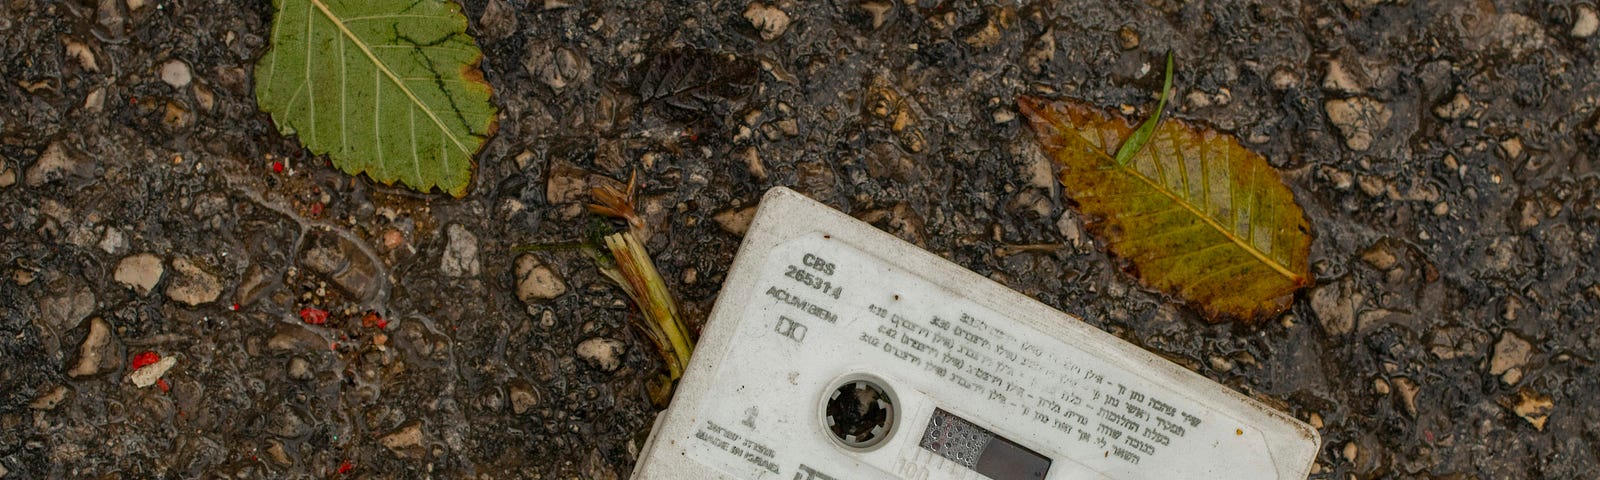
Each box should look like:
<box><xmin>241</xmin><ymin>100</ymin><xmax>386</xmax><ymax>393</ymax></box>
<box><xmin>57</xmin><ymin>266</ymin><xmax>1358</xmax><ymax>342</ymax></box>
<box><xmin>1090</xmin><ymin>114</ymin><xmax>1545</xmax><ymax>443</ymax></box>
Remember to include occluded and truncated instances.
<box><xmin>1103</xmin><ymin>127</ymin><xmax>1300</xmax><ymax>282</ymax></box>
<box><xmin>311</xmin><ymin>0</ymin><xmax>472</xmax><ymax>156</ymax></box>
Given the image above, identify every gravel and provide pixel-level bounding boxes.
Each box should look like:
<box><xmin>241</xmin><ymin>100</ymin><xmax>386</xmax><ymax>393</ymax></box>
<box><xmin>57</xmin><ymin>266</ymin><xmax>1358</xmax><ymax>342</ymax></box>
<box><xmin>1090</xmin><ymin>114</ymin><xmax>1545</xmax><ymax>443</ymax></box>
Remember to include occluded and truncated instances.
<box><xmin>38</xmin><ymin>276</ymin><xmax>96</xmax><ymax>332</ymax></box>
<box><xmin>1490</xmin><ymin>332</ymin><xmax>1533</xmax><ymax>380</ymax></box>
<box><xmin>712</xmin><ymin>206</ymin><xmax>757</xmax><ymax>236</ymax></box>
<box><xmin>1576</xmin><ymin>6</ymin><xmax>1599</xmax><ymax>38</ymax></box>
<box><xmin>576</xmin><ymin>337</ymin><xmax>626</xmax><ymax>373</ymax></box>
<box><xmin>24</xmin><ymin>142</ymin><xmax>89</xmax><ymax>187</ymax></box>
<box><xmin>1324</xmin><ymin>96</ymin><xmax>1391</xmax><ymax>151</ymax></box>
<box><xmin>743</xmin><ymin>3</ymin><xmax>791</xmax><ymax>41</ymax></box>
<box><xmin>28</xmin><ymin>386</ymin><xmax>70</xmax><ymax>411</ymax></box>
<box><xmin>66</xmin><ymin>318</ymin><xmax>118</xmax><ymax>378</ymax></box>
<box><xmin>514</xmin><ymin>254</ymin><xmax>566</xmax><ymax>303</ymax></box>
<box><xmin>510</xmin><ymin>382</ymin><xmax>540</xmax><ymax>415</ymax></box>
<box><xmin>159</xmin><ymin>59</ymin><xmax>192</xmax><ymax>88</ymax></box>
<box><xmin>0</xmin><ymin>163</ymin><xmax>16</xmax><ymax>188</ymax></box>
<box><xmin>380</xmin><ymin>422</ymin><xmax>426</xmax><ymax>459</ymax></box>
<box><xmin>113</xmin><ymin>253</ymin><xmax>164</xmax><ymax>295</ymax></box>
<box><xmin>127</xmin><ymin>355</ymin><xmax>176</xmax><ymax>388</ymax></box>
<box><xmin>286</xmin><ymin>356</ymin><xmax>312</xmax><ymax>381</ymax></box>
<box><xmin>1433</xmin><ymin>92</ymin><xmax>1472</xmax><ymax>120</ymax></box>
<box><xmin>163</xmin><ymin>257</ymin><xmax>223</xmax><ymax>307</ymax></box>
<box><xmin>440</xmin><ymin>223</ymin><xmax>481</xmax><ymax>277</ymax></box>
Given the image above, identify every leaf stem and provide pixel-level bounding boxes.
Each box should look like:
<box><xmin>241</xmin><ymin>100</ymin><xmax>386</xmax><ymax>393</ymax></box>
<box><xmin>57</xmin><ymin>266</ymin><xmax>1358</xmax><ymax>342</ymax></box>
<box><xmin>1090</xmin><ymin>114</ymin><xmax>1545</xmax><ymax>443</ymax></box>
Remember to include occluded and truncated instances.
<box><xmin>593</xmin><ymin>232</ymin><xmax>694</xmax><ymax>381</ymax></box>
<box><xmin>1113</xmin><ymin>51</ymin><xmax>1175</xmax><ymax>166</ymax></box>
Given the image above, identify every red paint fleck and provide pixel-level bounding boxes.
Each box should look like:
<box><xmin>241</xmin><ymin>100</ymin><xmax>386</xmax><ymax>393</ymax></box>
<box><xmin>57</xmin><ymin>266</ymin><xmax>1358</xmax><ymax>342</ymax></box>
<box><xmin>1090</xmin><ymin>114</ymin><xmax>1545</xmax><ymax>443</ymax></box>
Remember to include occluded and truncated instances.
<box><xmin>157</xmin><ymin>379</ymin><xmax>170</xmax><ymax>392</ymax></box>
<box><xmin>310</xmin><ymin>203</ymin><xmax>324</xmax><ymax>216</ymax></box>
<box><xmin>361</xmin><ymin>312</ymin><xmax>388</xmax><ymax>329</ymax></box>
<box><xmin>229</xmin><ymin>303</ymin><xmax>241</xmax><ymax>311</ymax></box>
<box><xmin>130</xmin><ymin>351</ymin><xmax>160</xmax><ymax>370</ymax></box>
<box><xmin>299</xmin><ymin>307</ymin><xmax>329</xmax><ymax>325</ymax></box>
<box><xmin>330</xmin><ymin>342</ymin><xmax>339</xmax><ymax>351</ymax></box>
<box><xmin>338</xmin><ymin>460</ymin><xmax>354</xmax><ymax>474</ymax></box>
<box><xmin>271</xmin><ymin>161</ymin><xmax>284</xmax><ymax>173</ymax></box>
<box><xmin>130</xmin><ymin>96</ymin><xmax>138</xmax><ymax>104</ymax></box>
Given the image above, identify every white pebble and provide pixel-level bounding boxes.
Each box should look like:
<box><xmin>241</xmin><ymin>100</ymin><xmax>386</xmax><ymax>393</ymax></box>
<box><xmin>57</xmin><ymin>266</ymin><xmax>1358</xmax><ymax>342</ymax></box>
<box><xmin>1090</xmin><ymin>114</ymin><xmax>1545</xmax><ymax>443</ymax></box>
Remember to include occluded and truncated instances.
<box><xmin>160</xmin><ymin>59</ymin><xmax>192</xmax><ymax>88</ymax></box>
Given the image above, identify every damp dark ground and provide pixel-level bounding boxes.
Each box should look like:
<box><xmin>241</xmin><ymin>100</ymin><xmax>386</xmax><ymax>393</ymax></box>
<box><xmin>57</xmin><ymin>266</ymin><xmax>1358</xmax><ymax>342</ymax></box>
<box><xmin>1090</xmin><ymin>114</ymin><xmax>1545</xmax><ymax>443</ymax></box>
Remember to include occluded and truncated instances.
<box><xmin>2</xmin><ymin>0</ymin><xmax>1599</xmax><ymax>478</ymax></box>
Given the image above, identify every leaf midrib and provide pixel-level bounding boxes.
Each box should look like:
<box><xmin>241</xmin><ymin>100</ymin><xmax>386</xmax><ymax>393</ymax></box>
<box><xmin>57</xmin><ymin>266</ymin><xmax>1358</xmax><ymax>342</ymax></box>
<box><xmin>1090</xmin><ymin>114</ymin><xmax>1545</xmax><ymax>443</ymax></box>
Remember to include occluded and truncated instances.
<box><xmin>1096</xmin><ymin>127</ymin><xmax>1302</xmax><ymax>283</ymax></box>
<box><xmin>309</xmin><ymin>0</ymin><xmax>471</xmax><ymax>157</ymax></box>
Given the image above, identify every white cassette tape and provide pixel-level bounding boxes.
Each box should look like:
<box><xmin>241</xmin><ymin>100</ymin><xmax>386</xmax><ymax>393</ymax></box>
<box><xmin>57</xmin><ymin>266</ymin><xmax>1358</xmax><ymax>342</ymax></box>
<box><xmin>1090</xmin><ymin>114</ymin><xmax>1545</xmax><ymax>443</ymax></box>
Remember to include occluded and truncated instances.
<box><xmin>632</xmin><ymin>187</ymin><xmax>1318</xmax><ymax>479</ymax></box>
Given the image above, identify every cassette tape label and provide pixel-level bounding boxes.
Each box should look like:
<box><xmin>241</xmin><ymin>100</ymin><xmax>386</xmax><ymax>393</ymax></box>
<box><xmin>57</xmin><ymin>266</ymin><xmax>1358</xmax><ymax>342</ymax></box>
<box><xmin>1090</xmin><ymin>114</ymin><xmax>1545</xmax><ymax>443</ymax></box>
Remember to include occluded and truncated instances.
<box><xmin>843</xmin><ymin>267</ymin><xmax>1225</xmax><ymax>473</ymax></box>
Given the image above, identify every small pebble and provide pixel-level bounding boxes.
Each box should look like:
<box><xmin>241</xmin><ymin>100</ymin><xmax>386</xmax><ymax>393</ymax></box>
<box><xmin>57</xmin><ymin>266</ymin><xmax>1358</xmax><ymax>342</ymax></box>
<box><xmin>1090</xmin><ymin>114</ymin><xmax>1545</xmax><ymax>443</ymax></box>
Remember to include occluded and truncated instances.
<box><xmin>1511</xmin><ymin>388</ymin><xmax>1553</xmax><ymax>430</ymax></box>
<box><xmin>29</xmin><ymin>385</ymin><xmax>70</xmax><ymax>410</ymax></box>
<box><xmin>1489</xmin><ymin>332</ymin><xmax>1532</xmax><ymax>376</ymax></box>
<box><xmin>68</xmin><ymin>318</ymin><xmax>118</xmax><ymax>378</ymax></box>
<box><xmin>740</xmin><ymin>147</ymin><xmax>767</xmax><ymax>180</ymax></box>
<box><xmin>160</xmin><ymin>59</ymin><xmax>193</xmax><ymax>88</ymax></box>
<box><xmin>1269</xmin><ymin>68</ymin><xmax>1298</xmax><ymax>90</ymax></box>
<box><xmin>1499</xmin><ymin>137</ymin><xmax>1523</xmax><ymax>160</ymax></box>
<box><xmin>114</xmin><ymin>253</ymin><xmax>164</xmax><ymax>295</ymax></box>
<box><xmin>380</xmin><ymin>422</ymin><xmax>426</xmax><ymax>459</ymax></box>
<box><xmin>1117</xmin><ymin>26</ymin><xmax>1140</xmax><ymax>50</ymax></box>
<box><xmin>1322</xmin><ymin>60</ymin><xmax>1361</xmax><ymax>94</ymax></box>
<box><xmin>510</xmin><ymin>383</ymin><xmax>540</xmax><ymax>414</ymax></box>
<box><xmin>65</xmin><ymin>39</ymin><xmax>98</xmax><ymax>72</ymax></box>
<box><xmin>164</xmin><ymin>257</ymin><xmax>223</xmax><ymax>307</ymax></box>
<box><xmin>576</xmin><ymin>337</ymin><xmax>626</xmax><ymax>372</ymax></box>
<box><xmin>1573</xmin><ymin>6</ymin><xmax>1598</xmax><ymax>38</ymax></box>
<box><xmin>1360</xmin><ymin>242</ymin><xmax>1398</xmax><ymax>271</ymax></box>
<box><xmin>514</xmin><ymin>254</ymin><xmax>567</xmax><ymax>303</ymax></box>
<box><xmin>744</xmin><ymin>3</ymin><xmax>791</xmax><ymax>41</ymax></box>
<box><xmin>991</xmin><ymin>108</ymin><xmax>1015</xmax><ymax>124</ymax></box>
<box><xmin>1433</xmin><ymin>92</ymin><xmax>1472</xmax><ymax>120</ymax></box>
<box><xmin>287</xmin><ymin>357</ymin><xmax>312</xmax><ymax>381</ymax></box>
<box><xmin>128</xmin><ymin>356</ymin><xmax>177</xmax><ymax>388</ymax></box>
<box><xmin>440</xmin><ymin>224</ymin><xmax>481</xmax><ymax>277</ymax></box>
<box><xmin>1325</xmin><ymin>97</ymin><xmax>1391</xmax><ymax>151</ymax></box>
<box><xmin>714</xmin><ymin>206</ymin><xmax>759</xmax><ymax>236</ymax></box>
<box><xmin>861</xmin><ymin>1</ymin><xmax>892</xmax><ymax>29</ymax></box>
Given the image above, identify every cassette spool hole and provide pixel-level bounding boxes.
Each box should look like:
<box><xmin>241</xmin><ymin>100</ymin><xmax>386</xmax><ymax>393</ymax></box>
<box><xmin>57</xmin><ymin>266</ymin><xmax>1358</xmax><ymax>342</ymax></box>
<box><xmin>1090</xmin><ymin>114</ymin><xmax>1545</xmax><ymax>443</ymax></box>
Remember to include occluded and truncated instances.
<box><xmin>824</xmin><ymin>378</ymin><xmax>896</xmax><ymax>449</ymax></box>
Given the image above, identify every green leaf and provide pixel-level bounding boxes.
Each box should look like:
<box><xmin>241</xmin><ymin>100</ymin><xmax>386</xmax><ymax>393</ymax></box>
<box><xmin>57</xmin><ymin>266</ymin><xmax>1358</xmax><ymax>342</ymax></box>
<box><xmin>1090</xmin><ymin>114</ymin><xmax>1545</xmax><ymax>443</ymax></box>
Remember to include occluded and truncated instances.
<box><xmin>1112</xmin><ymin>52</ymin><xmax>1174</xmax><ymax>166</ymax></box>
<box><xmin>255</xmin><ymin>0</ymin><xmax>498</xmax><ymax>197</ymax></box>
<box><xmin>1017</xmin><ymin>95</ymin><xmax>1311</xmax><ymax>322</ymax></box>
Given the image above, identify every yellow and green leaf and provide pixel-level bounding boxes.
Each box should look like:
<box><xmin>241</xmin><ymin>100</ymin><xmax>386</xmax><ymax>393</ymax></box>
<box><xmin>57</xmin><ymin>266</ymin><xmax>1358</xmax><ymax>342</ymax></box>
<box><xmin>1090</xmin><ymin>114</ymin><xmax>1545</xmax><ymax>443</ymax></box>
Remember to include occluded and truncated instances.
<box><xmin>255</xmin><ymin>0</ymin><xmax>497</xmax><ymax>197</ymax></box>
<box><xmin>1018</xmin><ymin>85</ymin><xmax>1310</xmax><ymax>322</ymax></box>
